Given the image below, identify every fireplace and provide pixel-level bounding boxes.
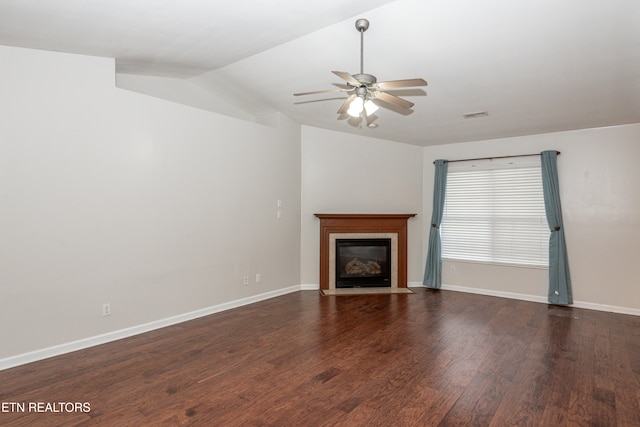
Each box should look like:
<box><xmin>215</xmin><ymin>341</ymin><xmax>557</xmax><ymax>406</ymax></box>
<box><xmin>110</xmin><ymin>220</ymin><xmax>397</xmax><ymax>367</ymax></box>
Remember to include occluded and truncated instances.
<box><xmin>335</xmin><ymin>238</ymin><xmax>392</xmax><ymax>288</ymax></box>
<box><xmin>314</xmin><ymin>214</ymin><xmax>416</xmax><ymax>290</ymax></box>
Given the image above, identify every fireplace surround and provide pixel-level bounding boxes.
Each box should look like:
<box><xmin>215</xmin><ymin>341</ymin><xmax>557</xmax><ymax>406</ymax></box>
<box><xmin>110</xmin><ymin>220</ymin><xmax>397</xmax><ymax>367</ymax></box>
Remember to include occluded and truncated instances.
<box><xmin>331</xmin><ymin>233</ymin><xmax>396</xmax><ymax>288</ymax></box>
<box><xmin>314</xmin><ymin>214</ymin><xmax>416</xmax><ymax>290</ymax></box>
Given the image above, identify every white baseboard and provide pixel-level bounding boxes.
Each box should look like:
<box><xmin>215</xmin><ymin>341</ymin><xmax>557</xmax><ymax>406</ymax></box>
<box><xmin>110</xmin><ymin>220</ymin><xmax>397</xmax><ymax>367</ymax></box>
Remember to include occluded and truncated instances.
<box><xmin>0</xmin><ymin>285</ymin><xmax>303</xmax><ymax>372</ymax></box>
<box><xmin>569</xmin><ymin>300</ymin><xmax>640</xmax><ymax>316</ymax></box>
<box><xmin>441</xmin><ymin>284</ymin><xmax>548</xmax><ymax>304</ymax></box>
<box><xmin>4</xmin><ymin>283</ymin><xmax>637</xmax><ymax>371</ymax></box>
<box><xmin>413</xmin><ymin>283</ymin><xmax>640</xmax><ymax>316</ymax></box>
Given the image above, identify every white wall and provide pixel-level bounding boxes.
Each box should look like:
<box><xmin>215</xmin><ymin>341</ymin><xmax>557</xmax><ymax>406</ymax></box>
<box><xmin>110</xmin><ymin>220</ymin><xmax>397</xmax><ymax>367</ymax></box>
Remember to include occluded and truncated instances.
<box><xmin>300</xmin><ymin>126</ymin><xmax>424</xmax><ymax>286</ymax></box>
<box><xmin>423</xmin><ymin>124</ymin><xmax>640</xmax><ymax>313</ymax></box>
<box><xmin>0</xmin><ymin>45</ymin><xmax>301</xmax><ymax>360</ymax></box>
<box><xmin>2</xmin><ymin>44</ymin><xmax>638</xmax><ymax>367</ymax></box>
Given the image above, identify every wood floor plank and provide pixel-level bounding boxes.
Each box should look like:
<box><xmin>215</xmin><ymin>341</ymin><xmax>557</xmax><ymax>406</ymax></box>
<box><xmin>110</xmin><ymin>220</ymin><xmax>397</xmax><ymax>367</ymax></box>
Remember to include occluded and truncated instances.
<box><xmin>1</xmin><ymin>289</ymin><xmax>640</xmax><ymax>426</ymax></box>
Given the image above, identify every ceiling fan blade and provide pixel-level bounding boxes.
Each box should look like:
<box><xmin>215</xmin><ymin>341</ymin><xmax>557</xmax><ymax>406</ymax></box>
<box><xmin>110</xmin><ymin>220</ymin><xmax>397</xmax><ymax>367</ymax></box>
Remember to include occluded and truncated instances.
<box><xmin>337</xmin><ymin>94</ymin><xmax>356</xmax><ymax>114</ymax></box>
<box><xmin>375</xmin><ymin>78</ymin><xmax>428</xmax><ymax>89</ymax></box>
<box><xmin>294</xmin><ymin>88</ymin><xmax>350</xmax><ymax>96</ymax></box>
<box><xmin>373</xmin><ymin>91</ymin><xmax>415</xmax><ymax>109</ymax></box>
<box><xmin>332</xmin><ymin>71</ymin><xmax>363</xmax><ymax>87</ymax></box>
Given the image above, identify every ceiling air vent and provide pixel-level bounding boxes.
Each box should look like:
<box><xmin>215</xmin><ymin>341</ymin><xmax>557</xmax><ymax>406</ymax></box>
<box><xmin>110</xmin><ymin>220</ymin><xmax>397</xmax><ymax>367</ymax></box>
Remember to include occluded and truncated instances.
<box><xmin>463</xmin><ymin>111</ymin><xmax>488</xmax><ymax>119</ymax></box>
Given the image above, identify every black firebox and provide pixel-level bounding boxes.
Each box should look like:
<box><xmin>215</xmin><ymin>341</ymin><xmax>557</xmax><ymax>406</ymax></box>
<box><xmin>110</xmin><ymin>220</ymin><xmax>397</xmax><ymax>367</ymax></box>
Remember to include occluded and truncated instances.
<box><xmin>335</xmin><ymin>238</ymin><xmax>391</xmax><ymax>288</ymax></box>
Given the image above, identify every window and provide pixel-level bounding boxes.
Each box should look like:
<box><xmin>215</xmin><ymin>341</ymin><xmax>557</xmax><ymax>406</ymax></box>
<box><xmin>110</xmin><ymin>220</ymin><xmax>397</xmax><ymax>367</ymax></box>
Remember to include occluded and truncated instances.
<box><xmin>440</xmin><ymin>158</ymin><xmax>549</xmax><ymax>267</ymax></box>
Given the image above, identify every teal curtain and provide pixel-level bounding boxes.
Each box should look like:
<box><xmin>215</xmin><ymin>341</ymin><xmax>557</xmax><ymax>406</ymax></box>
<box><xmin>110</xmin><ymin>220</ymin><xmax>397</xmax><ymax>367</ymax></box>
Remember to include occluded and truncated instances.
<box><xmin>423</xmin><ymin>159</ymin><xmax>448</xmax><ymax>288</ymax></box>
<box><xmin>541</xmin><ymin>151</ymin><xmax>573</xmax><ymax>305</ymax></box>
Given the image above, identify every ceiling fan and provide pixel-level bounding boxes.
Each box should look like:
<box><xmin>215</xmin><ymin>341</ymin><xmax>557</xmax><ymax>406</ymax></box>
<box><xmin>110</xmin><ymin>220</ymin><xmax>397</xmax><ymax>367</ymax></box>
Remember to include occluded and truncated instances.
<box><xmin>294</xmin><ymin>18</ymin><xmax>427</xmax><ymax>120</ymax></box>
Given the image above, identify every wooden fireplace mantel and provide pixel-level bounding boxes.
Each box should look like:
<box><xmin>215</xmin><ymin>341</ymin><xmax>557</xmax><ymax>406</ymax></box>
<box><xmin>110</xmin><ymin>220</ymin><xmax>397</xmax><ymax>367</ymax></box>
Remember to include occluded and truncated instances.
<box><xmin>314</xmin><ymin>214</ymin><xmax>416</xmax><ymax>290</ymax></box>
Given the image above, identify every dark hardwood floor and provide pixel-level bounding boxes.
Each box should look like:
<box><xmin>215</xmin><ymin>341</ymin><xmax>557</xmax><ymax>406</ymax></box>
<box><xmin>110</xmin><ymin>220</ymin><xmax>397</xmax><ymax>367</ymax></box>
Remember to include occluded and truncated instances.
<box><xmin>1</xmin><ymin>289</ymin><xmax>639</xmax><ymax>426</ymax></box>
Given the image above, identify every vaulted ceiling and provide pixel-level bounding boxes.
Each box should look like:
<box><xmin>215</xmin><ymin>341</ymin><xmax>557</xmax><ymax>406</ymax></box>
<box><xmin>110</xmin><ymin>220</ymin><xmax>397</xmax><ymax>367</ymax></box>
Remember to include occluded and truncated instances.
<box><xmin>1</xmin><ymin>0</ymin><xmax>639</xmax><ymax>146</ymax></box>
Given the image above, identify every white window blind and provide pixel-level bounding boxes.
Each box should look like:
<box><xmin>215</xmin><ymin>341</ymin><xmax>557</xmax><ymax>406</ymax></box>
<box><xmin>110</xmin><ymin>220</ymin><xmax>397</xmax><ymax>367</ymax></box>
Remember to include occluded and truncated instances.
<box><xmin>440</xmin><ymin>160</ymin><xmax>549</xmax><ymax>267</ymax></box>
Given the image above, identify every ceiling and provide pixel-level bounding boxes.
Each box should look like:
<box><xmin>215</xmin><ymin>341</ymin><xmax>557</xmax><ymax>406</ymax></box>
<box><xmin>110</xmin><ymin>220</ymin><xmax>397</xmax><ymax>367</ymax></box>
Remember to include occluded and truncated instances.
<box><xmin>1</xmin><ymin>0</ymin><xmax>639</xmax><ymax>146</ymax></box>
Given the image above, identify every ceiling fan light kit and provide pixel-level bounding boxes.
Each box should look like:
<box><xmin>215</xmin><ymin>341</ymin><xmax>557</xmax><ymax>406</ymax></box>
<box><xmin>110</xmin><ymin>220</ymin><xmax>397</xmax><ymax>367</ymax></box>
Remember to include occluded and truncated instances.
<box><xmin>347</xmin><ymin>96</ymin><xmax>364</xmax><ymax>117</ymax></box>
<box><xmin>294</xmin><ymin>18</ymin><xmax>427</xmax><ymax>125</ymax></box>
<box><xmin>364</xmin><ymin>99</ymin><xmax>379</xmax><ymax>115</ymax></box>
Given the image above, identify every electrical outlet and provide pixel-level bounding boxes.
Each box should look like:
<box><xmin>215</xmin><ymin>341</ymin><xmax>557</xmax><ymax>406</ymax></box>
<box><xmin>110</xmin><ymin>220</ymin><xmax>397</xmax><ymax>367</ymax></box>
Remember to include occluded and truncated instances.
<box><xmin>102</xmin><ymin>303</ymin><xmax>111</xmax><ymax>316</ymax></box>
<box><xmin>255</xmin><ymin>273</ymin><xmax>261</xmax><ymax>283</ymax></box>
<box><xmin>450</xmin><ymin>265</ymin><xmax>456</xmax><ymax>274</ymax></box>
<box><xmin>243</xmin><ymin>276</ymin><xmax>249</xmax><ymax>286</ymax></box>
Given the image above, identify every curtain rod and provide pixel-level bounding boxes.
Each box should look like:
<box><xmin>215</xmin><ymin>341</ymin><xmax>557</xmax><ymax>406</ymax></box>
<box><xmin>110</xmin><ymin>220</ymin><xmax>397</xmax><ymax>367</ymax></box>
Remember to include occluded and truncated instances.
<box><xmin>433</xmin><ymin>151</ymin><xmax>561</xmax><ymax>164</ymax></box>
